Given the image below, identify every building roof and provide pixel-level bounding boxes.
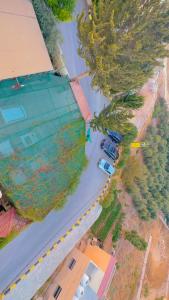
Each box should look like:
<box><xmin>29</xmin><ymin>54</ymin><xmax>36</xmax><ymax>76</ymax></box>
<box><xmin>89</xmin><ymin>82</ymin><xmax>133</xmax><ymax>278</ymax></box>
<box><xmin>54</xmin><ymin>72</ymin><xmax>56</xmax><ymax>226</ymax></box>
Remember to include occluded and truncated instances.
<box><xmin>0</xmin><ymin>0</ymin><xmax>53</xmax><ymax>80</ymax></box>
<box><xmin>0</xmin><ymin>208</ymin><xmax>15</xmax><ymax>237</ymax></box>
<box><xmin>97</xmin><ymin>256</ymin><xmax>116</xmax><ymax>298</ymax></box>
<box><xmin>70</xmin><ymin>80</ymin><xmax>92</xmax><ymax>121</ymax></box>
<box><xmin>0</xmin><ymin>73</ymin><xmax>85</xmax><ymax>220</ymax></box>
<box><xmin>84</xmin><ymin>245</ymin><xmax>111</xmax><ymax>272</ymax></box>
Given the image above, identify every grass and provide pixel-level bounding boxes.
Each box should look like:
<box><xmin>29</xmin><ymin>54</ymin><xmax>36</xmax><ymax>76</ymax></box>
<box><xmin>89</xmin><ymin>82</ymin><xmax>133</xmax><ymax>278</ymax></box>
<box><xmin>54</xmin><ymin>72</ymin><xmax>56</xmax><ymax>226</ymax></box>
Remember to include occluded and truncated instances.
<box><xmin>92</xmin><ymin>198</ymin><xmax>122</xmax><ymax>241</ymax></box>
<box><xmin>0</xmin><ymin>231</ymin><xmax>19</xmax><ymax>249</ymax></box>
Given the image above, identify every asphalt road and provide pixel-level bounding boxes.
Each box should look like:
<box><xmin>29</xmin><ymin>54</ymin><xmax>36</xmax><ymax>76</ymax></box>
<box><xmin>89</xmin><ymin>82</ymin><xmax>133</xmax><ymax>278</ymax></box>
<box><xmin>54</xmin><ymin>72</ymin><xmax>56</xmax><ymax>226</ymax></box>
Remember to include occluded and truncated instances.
<box><xmin>0</xmin><ymin>0</ymin><xmax>111</xmax><ymax>291</ymax></box>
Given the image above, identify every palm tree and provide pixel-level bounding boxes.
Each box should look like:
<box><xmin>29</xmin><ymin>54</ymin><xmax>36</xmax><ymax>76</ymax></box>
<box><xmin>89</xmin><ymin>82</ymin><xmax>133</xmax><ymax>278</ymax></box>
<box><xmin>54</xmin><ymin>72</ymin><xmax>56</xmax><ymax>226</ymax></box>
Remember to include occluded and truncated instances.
<box><xmin>90</xmin><ymin>101</ymin><xmax>134</xmax><ymax>134</ymax></box>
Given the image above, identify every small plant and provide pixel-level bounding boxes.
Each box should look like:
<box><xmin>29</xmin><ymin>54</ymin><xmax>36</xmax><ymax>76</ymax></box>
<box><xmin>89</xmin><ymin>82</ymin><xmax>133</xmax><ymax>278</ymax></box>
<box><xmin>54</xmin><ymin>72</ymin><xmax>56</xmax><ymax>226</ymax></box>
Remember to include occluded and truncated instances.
<box><xmin>125</xmin><ymin>230</ymin><xmax>147</xmax><ymax>251</ymax></box>
<box><xmin>143</xmin><ymin>283</ymin><xmax>149</xmax><ymax>297</ymax></box>
<box><xmin>112</xmin><ymin>222</ymin><xmax>122</xmax><ymax>242</ymax></box>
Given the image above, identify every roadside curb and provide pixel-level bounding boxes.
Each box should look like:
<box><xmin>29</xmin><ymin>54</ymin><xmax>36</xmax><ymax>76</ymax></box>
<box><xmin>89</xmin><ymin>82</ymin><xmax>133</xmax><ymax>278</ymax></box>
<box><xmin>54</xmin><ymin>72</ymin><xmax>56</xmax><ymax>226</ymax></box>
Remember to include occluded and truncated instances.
<box><xmin>54</xmin><ymin>43</ymin><xmax>69</xmax><ymax>77</ymax></box>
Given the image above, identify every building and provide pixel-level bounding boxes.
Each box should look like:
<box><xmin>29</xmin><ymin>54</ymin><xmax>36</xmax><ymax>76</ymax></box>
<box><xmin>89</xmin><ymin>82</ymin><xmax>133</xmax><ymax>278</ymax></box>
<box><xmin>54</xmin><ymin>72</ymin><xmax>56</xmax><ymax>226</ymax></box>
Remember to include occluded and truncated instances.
<box><xmin>0</xmin><ymin>208</ymin><xmax>15</xmax><ymax>238</ymax></box>
<box><xmin>0</xmin><ymin>0</ymin><xmax>89</xmax><ymax>221</ymax></box>
<box><xmin>0</xmin><ymin>73</ymin><xmax>86</xmax><ymax>221</ymax></box>
<box><xmin>43</xmin><ymin>245</ymin><xmax>116</xmax><ymax>300</ymax></box>
<box><xmin>0</xmin><ymin>0</ymin><xmax>53</xmax><ymax>80</ymax></box>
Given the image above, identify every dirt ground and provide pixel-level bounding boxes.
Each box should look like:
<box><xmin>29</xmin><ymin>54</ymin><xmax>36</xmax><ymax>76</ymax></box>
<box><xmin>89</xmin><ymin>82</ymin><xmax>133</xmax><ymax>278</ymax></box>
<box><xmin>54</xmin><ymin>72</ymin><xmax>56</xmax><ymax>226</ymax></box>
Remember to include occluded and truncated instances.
<box><xmin>106</xmin><ymin>188</ymin><xmax>151</xmax><ymax>300</ymax></box>
<box><xmin>141</xmin><ymin>220</ymin><xmax>169</xmax><ymax>300</ymax></box>
<box><xmin>106</xmin><ymin>185</ymin><xmax>169</xmax><ymax>300</ymax></box>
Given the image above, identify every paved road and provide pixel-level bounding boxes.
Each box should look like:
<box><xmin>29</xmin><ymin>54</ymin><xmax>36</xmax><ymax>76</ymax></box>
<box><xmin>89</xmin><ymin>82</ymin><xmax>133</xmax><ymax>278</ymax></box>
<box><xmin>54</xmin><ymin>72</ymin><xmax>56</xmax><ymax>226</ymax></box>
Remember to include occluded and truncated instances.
<box><xmin>0</xmin><ymin>0</ymin><xmax>110</xmax><ymax>292</ymax></box>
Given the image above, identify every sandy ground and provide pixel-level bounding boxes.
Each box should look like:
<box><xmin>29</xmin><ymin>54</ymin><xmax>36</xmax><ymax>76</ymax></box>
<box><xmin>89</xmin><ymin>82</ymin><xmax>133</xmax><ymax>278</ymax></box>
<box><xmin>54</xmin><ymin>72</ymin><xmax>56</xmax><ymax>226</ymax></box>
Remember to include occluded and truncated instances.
<box><xmin>141</xmin><ymin>220</ymin><xmax>169</xmax><ymax>300</ymax></box>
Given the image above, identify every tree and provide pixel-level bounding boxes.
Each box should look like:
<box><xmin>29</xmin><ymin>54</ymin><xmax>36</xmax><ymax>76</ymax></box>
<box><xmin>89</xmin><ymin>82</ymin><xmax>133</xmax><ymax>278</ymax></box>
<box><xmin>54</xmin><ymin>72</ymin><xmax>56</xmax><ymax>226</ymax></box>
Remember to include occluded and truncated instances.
<box><xmin>116</xmin><ymin>93</ymin><xmax>144</xmax><ymax>109</ymax></box>
<box><xmin>90</xmin><ymin>100</ymin><xmax>133</xmax><ymax>134</ymax></box>
<box><xmin>78</xmin><ymin>0</ymin><xmax>169</xmax><ymax>97</ymax></box>
<box><xmin>122</xmin><ymin>156</ymin><xmax>147</xmax><ymax>188</ymax></box>
<box><xmin>45</xmin><ymin>0</ymin><xmax>76</xmax><ymax>21</ymax></box>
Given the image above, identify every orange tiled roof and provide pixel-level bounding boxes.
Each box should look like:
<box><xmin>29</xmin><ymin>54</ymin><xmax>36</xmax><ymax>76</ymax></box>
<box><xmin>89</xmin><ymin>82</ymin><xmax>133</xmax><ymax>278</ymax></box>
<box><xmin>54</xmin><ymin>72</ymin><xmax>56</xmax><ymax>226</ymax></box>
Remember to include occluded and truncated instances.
<box><xmin>84</xmin><ymin>245</ymin><xmax>111</xmax><ymax>272</ymax></box>
<box><xmin>0</xmin><ymin>208</ymin><xmax>15</xmax><ymax>237</ymax></box>
<box><xmin>70</xmin><ymin>80</ymin><xmax>92</xmax><ymax>122</ymax></box>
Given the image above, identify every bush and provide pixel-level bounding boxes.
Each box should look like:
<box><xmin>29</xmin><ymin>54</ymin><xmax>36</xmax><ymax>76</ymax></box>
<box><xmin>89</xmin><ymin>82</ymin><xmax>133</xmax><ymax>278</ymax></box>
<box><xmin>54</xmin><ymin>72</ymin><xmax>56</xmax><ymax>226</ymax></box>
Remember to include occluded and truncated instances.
<box><xmin>125</xmin><ymin>230</ymin><xmax>147</xmax><ymax>251</ymax></box>
<box><xmin>45</xmin><ymin>0</ymin><xmax>76</xmax><ymax>21</ymax></box>
<box><xmin>101</xmin><ymin>180</ymin><xmax>117</xmax><ymax>208</ymax></box>
<box><xmin>98</xmin><ymin>203</ymin><xmax>122</xmax><ymax>241</ymax></box>
<box><xmin>117</xmin><ymin>124</ymin><xmax>138</xmax><ymax>169</ymax></box>
<box><xmin>32</xmin><ymin>0</ymin><xmax>61</xmax><ymax>66</ymax></box>
<box><xmin>0</xmin><ymin>231</ymin><xmax>18</xmax><ymax>249</ymax></box>
<box><xmin>112</xmin><ymin>222</ymin><xmax>122</xmax><ymax>242</ymax></box>
<box><xmin>117</xmin><ymin>159</ymin><xmax>126</xmax><ymax>169</ymax></box>
<box><xmin>122</xmin><ymin>124</ymin><xmax>138</xmax><ymax>145</ymax></box>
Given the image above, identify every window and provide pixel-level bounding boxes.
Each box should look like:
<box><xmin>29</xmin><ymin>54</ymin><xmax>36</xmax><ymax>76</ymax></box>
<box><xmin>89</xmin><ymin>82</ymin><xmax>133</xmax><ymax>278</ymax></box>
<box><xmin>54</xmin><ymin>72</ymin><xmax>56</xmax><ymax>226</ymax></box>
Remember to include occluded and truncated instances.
<box><xmin>0</xmin><ymin>140</ymin><xmax>14</xmax><ymax>157</ymax></box>
<box><xmin>53</xmin><ymin>286</ymin><xmax>62</xmax><ymax>299</ymax></box>
<box><xmin>10</xmin><ymin>170</ymin><xmax>27</xmax><ymax>185</ymax></box>
<box><xmin>68</xmin><ymin>258</ymin><xmax>76</xmax><ymax>270</ymax></box>
<box><xmin>21</xmin><ymin>132</ymin><xmax>38</xmax><ymax>147</ymax></box>
<box><xmin>1</xmin><ymin>106</ymin><xmax>26</xmax><ymax>123</ymax></box>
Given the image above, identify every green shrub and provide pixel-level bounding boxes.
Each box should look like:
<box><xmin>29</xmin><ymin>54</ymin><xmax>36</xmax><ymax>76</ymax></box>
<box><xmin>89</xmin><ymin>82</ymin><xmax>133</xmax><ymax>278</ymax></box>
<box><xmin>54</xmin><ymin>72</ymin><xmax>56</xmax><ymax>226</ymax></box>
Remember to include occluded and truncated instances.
<box><xmin>0</xmin><ymin>231</ymin><xmax>19</xmax><ymax>249</ymax></box>
<box><xmin>32</xmin><ymin>0</ymin><xmax>61</xmax><ymax>64</ymax></box>
<box><xmin>125</xmin><ymin>230</ymin><xmax>147</xmax><ymax>251</ymax></box>
<box><xmin>45</xmin><ymin>0</ymin><xmax>76</xmax><ymax>21</ymax></box>
<box><xmin>122</xmin><ymin>124</ymin><xmax>138</xmax><ymax>145</ymax></box>
<box><xmin>98</xmin><ymin>203</ymin><xmax>122</xmax><ymax>241</ymax></box>
<box><xmin>117</xmin><ymin>159</ymin><xmax>126</xmax><ymax>169</ymax></box>
<box><xmin>101</xmin><ymin>180</ymin><xmax>117</xmax><ymax>208</ymax></box>
<box><xmin>112</xmin><ymin>222</ymin><xmax>122</xmax><ymax>242</ymax></box>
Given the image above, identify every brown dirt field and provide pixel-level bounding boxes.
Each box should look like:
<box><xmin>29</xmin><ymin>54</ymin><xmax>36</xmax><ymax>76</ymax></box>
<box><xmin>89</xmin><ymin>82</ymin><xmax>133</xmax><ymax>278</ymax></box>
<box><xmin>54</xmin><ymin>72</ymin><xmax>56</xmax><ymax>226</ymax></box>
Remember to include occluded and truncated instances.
<box><xmin>141</xmin><ymin>220</ymin><xmax>169</xmax><ymax>300</ymax></box>
<box><xmin>106</xmin><ymin>187</ymin><xmax>151</xmax><ymax>300</ymax></box>
<box><xmin>107</xmin><ymin>189</ymin><xmax>169</xmax><ymax>300</ymax></box>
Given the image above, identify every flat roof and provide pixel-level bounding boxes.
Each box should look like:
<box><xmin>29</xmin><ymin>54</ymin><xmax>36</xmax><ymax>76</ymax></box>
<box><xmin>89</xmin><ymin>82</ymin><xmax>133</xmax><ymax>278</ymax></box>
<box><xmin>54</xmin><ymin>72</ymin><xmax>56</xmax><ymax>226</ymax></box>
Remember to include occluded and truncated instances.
<box><xmin>0</xmin><ymin>0</ymin><xmax>53</xmax><ymax>80</ymax></box>
<box><xmin>84</xmin><ymin>245</ymin><xmax>111</xmax><ymax>272</ymax></box>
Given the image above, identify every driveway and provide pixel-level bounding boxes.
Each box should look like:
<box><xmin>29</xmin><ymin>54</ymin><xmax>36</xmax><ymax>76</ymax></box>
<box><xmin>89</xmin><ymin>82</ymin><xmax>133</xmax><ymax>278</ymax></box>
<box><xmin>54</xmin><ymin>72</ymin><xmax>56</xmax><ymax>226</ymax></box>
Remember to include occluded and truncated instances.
<box><xmin>0</xmin><ymin>0</ymin><xmax>111</xmax><ymax>294</ymax></box>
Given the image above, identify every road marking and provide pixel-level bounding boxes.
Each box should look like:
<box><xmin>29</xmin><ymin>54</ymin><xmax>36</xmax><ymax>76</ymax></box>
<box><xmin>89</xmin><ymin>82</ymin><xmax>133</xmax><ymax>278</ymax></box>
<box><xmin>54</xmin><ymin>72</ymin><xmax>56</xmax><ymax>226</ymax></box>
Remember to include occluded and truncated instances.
<box><xmin>3</xmin><ymin>288</ymin><xmax>10</xmax><ymax>295</ymax></box>
<box><xmin>30</xmin><ymin>265</ymin><xmax>35</xmax><ymax>271</ymax></box>
<box><xmin>53</xmin><ymin>243</ymin><xmax>57</xmax><ymax>249</ymax></box>
<box><xmin>20</xmin><ymin>274</ymin><xmax>27</xmax><ymax>280</ymax></box>
<box><xmin>10</xmin><ymin>283</ymin><xmax>16</xmax><ymax>290</ymax></box>
<box><xmin>38</xmin><ymin>257</ymin><xmax>43</xmax><ymax>263</ymax></box>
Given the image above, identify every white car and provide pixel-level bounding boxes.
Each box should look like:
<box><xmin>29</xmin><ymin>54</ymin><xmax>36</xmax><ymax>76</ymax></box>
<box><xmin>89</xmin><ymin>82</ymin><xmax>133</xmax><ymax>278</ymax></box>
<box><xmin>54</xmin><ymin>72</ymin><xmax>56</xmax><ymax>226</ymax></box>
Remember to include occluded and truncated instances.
<box><xmin>98</xmin><ymin>159</ymin><xmax>116</xmax><ymax>176</ymax></box>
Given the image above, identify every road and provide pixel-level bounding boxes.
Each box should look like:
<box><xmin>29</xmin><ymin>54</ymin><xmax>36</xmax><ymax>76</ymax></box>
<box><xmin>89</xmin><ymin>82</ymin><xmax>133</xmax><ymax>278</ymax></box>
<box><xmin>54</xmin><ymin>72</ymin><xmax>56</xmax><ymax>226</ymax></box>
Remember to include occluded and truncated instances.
<box><xmin>0</xmin><ymin>0</ymin><xmax>111</xmax><ymax>293</ymax></box>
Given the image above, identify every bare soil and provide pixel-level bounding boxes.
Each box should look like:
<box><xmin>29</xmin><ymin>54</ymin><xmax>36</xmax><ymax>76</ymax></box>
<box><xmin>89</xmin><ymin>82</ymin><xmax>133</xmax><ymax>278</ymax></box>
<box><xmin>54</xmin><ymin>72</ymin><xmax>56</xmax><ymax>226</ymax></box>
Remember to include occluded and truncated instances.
<box><xmin>141</xmin><ymin>220</ymin><xmax>169</xmax><ymax>300</ymax></box>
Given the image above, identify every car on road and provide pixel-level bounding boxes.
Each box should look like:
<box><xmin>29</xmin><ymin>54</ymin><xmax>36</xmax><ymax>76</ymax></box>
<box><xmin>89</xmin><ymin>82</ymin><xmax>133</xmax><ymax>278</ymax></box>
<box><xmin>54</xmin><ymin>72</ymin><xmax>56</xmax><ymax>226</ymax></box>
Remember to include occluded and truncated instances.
<box><xmin>100</xmin><ymin>138</ymin><xmax>119</xmax><ymax>160</ymax></box>
<box><xmin>105</xmin><ymin>129</ymin><xmax>123</xmax><ymax>144</ymax></box>
<box><xmin>98</xmin><ymin>159</ymin><xmax>116</xmax><ymax>176</ymax></box>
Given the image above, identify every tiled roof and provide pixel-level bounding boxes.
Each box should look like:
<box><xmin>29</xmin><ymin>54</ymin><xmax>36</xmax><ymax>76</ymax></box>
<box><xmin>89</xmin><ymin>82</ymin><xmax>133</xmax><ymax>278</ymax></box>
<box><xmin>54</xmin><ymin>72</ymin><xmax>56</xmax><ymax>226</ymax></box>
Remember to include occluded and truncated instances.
<box><xmin>97</xmin><ymin>256</ymin><xmax>116</xmax><ymax>299</ymax></box>
<box><xmin>84</xmin><ymin>245</ymin><xmax>111</xmax><ymax>272</ymax></box>
<box><xmin>0</xmin><ymin>208</ymin><xmax>15</xmax><ymax>237</ymax></box>
<box><xmin>70</xmin><ymin>80</ymin><xmax>92</xmax><ymax>121</ymax></box>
